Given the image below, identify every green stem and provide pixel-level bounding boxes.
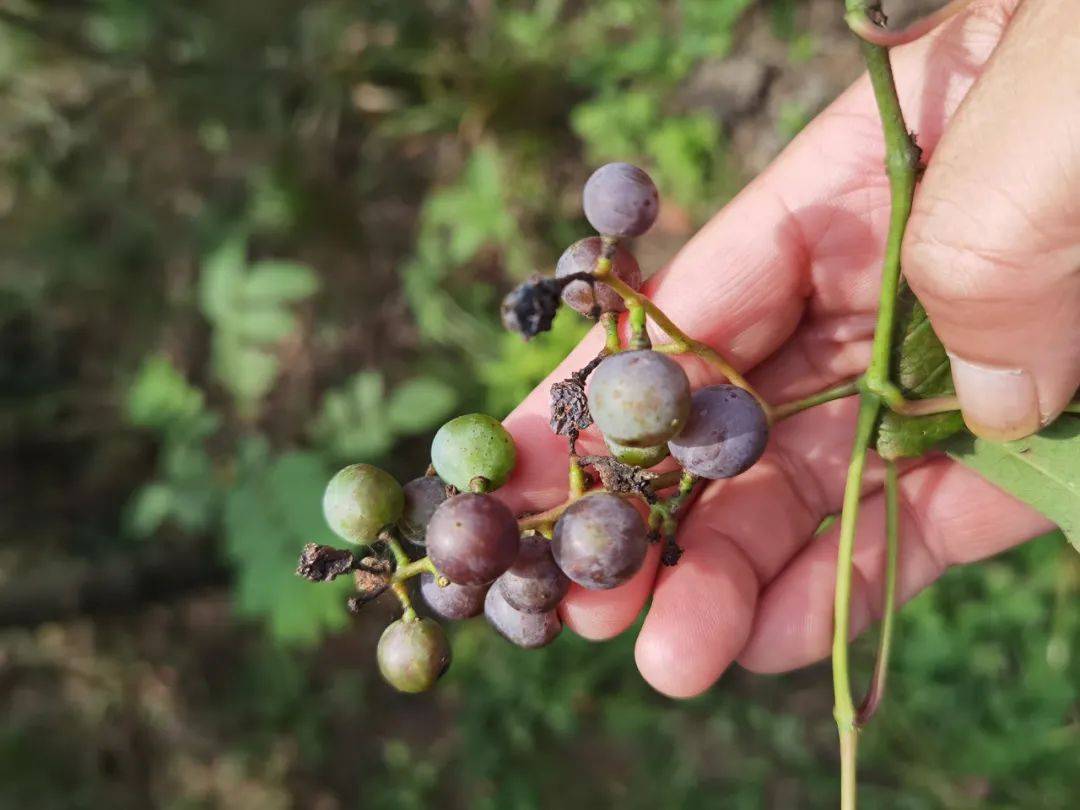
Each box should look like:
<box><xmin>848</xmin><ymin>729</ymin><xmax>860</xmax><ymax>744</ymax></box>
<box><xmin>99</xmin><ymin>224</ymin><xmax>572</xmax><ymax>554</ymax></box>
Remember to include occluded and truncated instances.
<box><xmin>832</xmin><ymin>394</ymin><xmax>879</xmax><ymax>810</ymax></box>
<box><xmin>597</xmin><ymin>270</ymin><xmax>771</xmax><ymax>418</ymax></box>
<box><xmin>834</xmin><ymin>5</ymin><xmax>922</xmax><ymax>806</ymax></box>
<box><xmin>628</xmin><ymin>299</ymin><xmax>651</xmax><ymax>350</ymax></box>
<box><xmin>773</xmin><ymin>380</ymin><xmax>860</xmax><ymax>420</ymax></box>
<box><xmin>857</xmin><ymin>459</ymin><xmax>900</xmax><ymax>727</ymax></box>
<box><xmin>601</xmin><ymin>311</ymin><xmax>622</xmax><ymax>353</ymax></box>
<box><xmin>568</xmin><ymin>456</ymin><xmax>587</xmax><ymax>498</ymax></box>
<box><xmin>648</xmin><ymin>471</ymin><xmax>699</xmax><ymax>535</ymax></box>
<box><xmin>518</xmin><ymin>469</ymin><xmax>685</xmax><ymax>531</ymax></box>
<box><xmin>392</xmin><ymin>556</ymin><xmax>439</xmax><ymax>584</ymax></box>
<box><xmin>383</xmin><ymin>530</ymin><xmax>419</xmax><ymax>621</ymax></box>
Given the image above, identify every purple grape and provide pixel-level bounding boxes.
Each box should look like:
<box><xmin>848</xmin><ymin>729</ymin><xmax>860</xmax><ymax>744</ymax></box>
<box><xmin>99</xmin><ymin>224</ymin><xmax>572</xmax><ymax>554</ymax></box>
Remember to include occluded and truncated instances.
<box><xmin>667</xmin><ymin>385</ymin><xmax>769</xmax><ymax>479</ymax></box>
<box><xmin>555</xmin><ymin>237</ymin><xmax>643</xmax><ymax>316</ymax></box>
<box><xmin>551</xmin><ymin>493</ymin><xmax>647</xmax><ymax>590</ymax></box>
<box><xmin>496</xmin><ymin>535</ymin><xmax>570</xmax><ymax>614</ymax></box>
<box><xmin>420</xmin><ymin>573</ymin><xmax>488</xmax><ymax>620</ymax></box>
<box><xmin>582</xmin><ymin>162</ymin><xmax>659</xmax><ymax>238</ymax></box>
<box><xmin>426</xmin><ymin>493</ymin><xmax>520</xmax><ymax>585</ymax></box>
<box><xmin>484</xmin><ymin>585</ymin><xmax>561</xmax><ymax>649</ymax></box>
<box><xmin>323</xmin><ymin>464</ymin><xmax>404</xmax><ymax>544</ymax></box>
<box><xmin>588</xmin><ymin>350</ymin><xmax>691</xmax><ymax>447</ymax></box>
<box><xmin>376</xmin><ymin>617</ymin><xmax>451</xmax><ymax>693</ymax></box>
<box><xmin>398</xmin><ymin>476</ymin><xmax>448</xmax><ymax>546</ymax></box>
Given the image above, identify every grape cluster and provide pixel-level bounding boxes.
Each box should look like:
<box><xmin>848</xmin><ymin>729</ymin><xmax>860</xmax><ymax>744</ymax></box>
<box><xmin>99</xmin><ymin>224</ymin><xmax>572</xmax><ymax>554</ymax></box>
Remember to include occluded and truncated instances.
<box><xmin>295</xmin><ymin>162</ymin><xmax>773</xmax><ymax>694</ymax></box>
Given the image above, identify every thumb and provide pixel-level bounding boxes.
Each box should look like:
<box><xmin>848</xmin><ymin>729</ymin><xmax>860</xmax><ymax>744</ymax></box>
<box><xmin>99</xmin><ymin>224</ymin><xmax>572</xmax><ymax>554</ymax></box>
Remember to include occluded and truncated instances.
<box><xmin>903</xmin><ymin>0</ymin><xmax>1080</xmax><ymax>441</ymax></box>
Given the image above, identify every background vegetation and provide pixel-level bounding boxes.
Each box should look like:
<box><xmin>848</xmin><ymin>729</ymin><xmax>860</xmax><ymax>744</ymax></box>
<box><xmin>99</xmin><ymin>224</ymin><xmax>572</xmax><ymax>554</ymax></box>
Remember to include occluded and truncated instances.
<box><xmin>2</xmin><ymin>1</ymin><xmax>1076</xmax><ymax>807</ymax></box>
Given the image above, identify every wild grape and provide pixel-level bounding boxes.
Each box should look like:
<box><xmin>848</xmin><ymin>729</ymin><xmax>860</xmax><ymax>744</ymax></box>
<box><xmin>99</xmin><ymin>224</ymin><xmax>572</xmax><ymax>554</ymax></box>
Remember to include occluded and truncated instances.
<box><xmin>426</xmin><ymin>493</ymin><xmax>520</xmax><ymax>585</ymax></box>
<box><xmin>376</xmin><ymin>617</ymin><xmax>451</xmax><ymax>693</ymax></box>
<box><xmin>582</xmin><ymin>162</ymin><xmax>659</xmax><ymax>238</ymax></box>
<box><xmin>419</xmin><ymin>573</ymin><xmax>488</xmax><ymax>620</ymax></box>
<box><xmin>668</xmin><ymin>385</ymin><xmax>769</xmax><ymax>479</ymax></box>
<box><xmin>551</xmin><ymin>493</ymin><xmax>647</xmax><ymax>590</ymax></box>
<box><xmin>398</xmin><ymin>475</ymin><xmax>448</xmax><ymax>545</ymax></box>
<box><xmin>431</xmin><ymin>413</ymin><xmax>517</xmax><ymax>492</ymax></box>
<box><xmin>496</xmin><ymin>535</ymin><xmax>570</xmax><ymax>614</ymax></box>
<box><xmin>323</xmin><ymin>463</ymin><xmax>404</xmax><ymax>544</ymax></box>
<box><xmin>588</xmin><ymin>350</ymin><xmax>691</xmax><ymax>447</ymax></box>
<box><xmin>484</xmin><ymin>585</ymin><xmax>562</xmax><ymax>649</ymax></box>
<box><xmin>555</xmin><ymin>237</ymin><xmax>642</xmax><ymax>316</ymax></box>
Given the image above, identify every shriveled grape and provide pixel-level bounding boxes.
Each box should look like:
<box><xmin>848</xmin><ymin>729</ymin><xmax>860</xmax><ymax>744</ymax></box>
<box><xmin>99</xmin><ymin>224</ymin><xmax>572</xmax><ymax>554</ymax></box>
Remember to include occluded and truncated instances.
<box><xmin>496</xmin><ymin>535</ymin><xmax>570</xmax><ymax>614</ymax></box>
<box><xmin>431</xmin><ymin>413</ymin><xmax>517</xmax><ymax>492</ymax></box>
<box><xmin>484</xmin><ymin>585</ymin><xmax>562</xmax><ymax>649</ymax></box>
<box><xmin>419</xmin><ymin>573</ymin><xmax>487</xmax><ymax>620</ymax></box>
<box><xmin>588</xmin><ymin>350</ymin><xmax>691</xmax><ymax>447</ymax></box>
<box><xmin>551</xmin><ymin>493</ymin><xmax>647</xmax><ymax>590</ymax></box>
<box><xmin>667</xmin><ymin>385</ymin><xmax>769</xmax><ymax>479</ymax></box>
<box><xmin>376</xmin><ymin>617</ymin><xmax>451</xmax><ymax>693</ymax></box>
<box><xmin>323</xmin><ymin>463</ymin><xmax>404</xmax><ymax>544</ymax></box>
<box><xmin>426</xmin><ymin>493</ymin><xmax>520</xmax><ymax>585</ymax></box>
<box><xmin>604</xmin><ymin>435</ymin><xmax>670</xmax><ymax>468</ymax></box>
<box><xmin>398</xmin><ymin>475</ymin><xmax>448</xmax><ymax>545</ymax></box>
<box><xmin>582</xmin><ymin>162</ymin><xmax>659</xmax><ymax>238</ymax></box>
<box><xmin>555</xmin><ymin>237</ymin><xmax>642</xmax><ymax>316</ymax></box>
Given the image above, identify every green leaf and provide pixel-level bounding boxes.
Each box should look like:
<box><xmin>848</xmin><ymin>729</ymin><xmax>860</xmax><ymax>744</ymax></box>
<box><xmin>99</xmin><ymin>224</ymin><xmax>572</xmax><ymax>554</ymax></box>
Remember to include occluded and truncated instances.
<box><xmin>310</xmin><ymin>371</ymin><xmax>395</xmax><ymax>461</ymax></box>
<box><xmin>233</xmin><ymin>308</ymin><xmax>298</xmax><ymax>342</ymax></box>
<box><xmin>244</xmin><ymin>260</ymin><xmax>319</xmax><ymax>303</ymax></box>
<box><xmin>198</xmin><ymin>235</ymin><xmax>246</xmax><ymax>321</ymax></box>
<box><xmin>875</xmin><ymin>284</ymin><xmax>964</xmax><ymax>459</ymax></box>
<box><xmin>944</xmin><ymin>416</ymin><xmax>1080</xmax><ymax>551</ymax></box>
<box><xmin>386</xmin><ymin>376</ymin><xmax>457</xmax><ymax>434</ymax></box>
<box><xmin>213</xmin><ymin>339</ymin><xmax>280</xmax><ymax>410</ymax></box>
<box><xmin>224</xmin><ymin>452</ymin><xmax>350</xmax><ymax>644</ymax></box>
<box><xmin>126</xmin><ymin>355</ymin><xmax>206</xmax><ymax>432</ymax></box>
<box><xmin>125</xmin><ymin>482</ymin><xmax>175</xmax><ymax>537</ymax></box>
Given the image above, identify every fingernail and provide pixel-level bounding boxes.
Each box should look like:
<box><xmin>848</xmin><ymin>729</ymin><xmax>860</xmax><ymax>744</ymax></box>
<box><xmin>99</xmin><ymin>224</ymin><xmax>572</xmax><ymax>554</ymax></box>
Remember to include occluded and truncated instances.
<box><xmin>948</xmin><ymin>353</ymin><xmax>1040</xmax><ymax>441</ymax></box>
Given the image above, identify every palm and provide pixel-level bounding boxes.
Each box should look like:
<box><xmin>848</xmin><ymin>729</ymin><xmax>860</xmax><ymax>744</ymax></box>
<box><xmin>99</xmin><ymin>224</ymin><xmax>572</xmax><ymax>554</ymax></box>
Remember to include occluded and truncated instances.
<box><xmin>498</xmin><ymin>4</ymin><xmax>1050</xmax><ymax>697</ymax></box>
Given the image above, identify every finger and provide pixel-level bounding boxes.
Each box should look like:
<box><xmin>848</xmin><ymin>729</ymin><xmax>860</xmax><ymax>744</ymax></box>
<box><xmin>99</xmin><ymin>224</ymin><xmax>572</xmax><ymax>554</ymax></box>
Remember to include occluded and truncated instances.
<box><xmin>903</xmin><ymin>0</ymin><xmax>1080</xmax><ymax>440</ymax></box>
<box><xmin>738</xmin><ymin>458</ymin><xmax>1054</xmax><ymax>674</ymax></box>
<box><xmin>559</xmin><ymin>542</ymin><xmax>661</xmax><ymax>641</ymax></box>
<box><xmin>629</xmin><ymin>396</ymin><xmax>914</xmax><ymax>697</ymax></box>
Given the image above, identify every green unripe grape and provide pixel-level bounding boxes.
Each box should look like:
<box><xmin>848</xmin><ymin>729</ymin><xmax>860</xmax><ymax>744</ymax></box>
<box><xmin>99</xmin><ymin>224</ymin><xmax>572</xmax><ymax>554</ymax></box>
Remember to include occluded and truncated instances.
<box><xmin>604</xmin><ymin>435</ymin><xmax>670</xmax><ymax>468</ymax></box>
<box><xmin>322</xmin><ymin>463</ymin><xmax>404</xmax><ymax>544</ymax></box>
<box><xmin>376</xmin><ymin>617</ymin><xmax>451</xmax><ymax>693</ymax></box>
<box><xmin>431</xmin><ymin>413</ymin><xmax>517</xmax><ymax>492</ymax></box>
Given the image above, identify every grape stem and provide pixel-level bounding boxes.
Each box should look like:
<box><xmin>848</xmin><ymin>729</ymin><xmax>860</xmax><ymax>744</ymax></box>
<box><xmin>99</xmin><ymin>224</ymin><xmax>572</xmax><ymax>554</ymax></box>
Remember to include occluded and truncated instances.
<box><xmin>834</xmin><ymin>4</ymin><xmax>921</xmax><ymax>807</ymax></box>
<box><xmin>773</xmin><ymin>381</ymin><xmax>861</xmax><ymax>420</ymax></box>
<box><xmin>857</xmin><ymin>460</ymin><xmax>900</xmax><ymax>726</ymax></box>
<box><xmin>380</xmin><ymin>530</ymin><xmax>442</xmax><ymax>618</ymax></box>
<box><xmin>601</xmin><ymin>311</ymin><xmax>622</xmax><ymax>353</ymax></box>
<box><xmin>647</xmin><ymin>471</ymin><xmax>700</xmax><ymax>564</ymax></box>
<box><xmin>772</xmin><ymin>381</ymin><xmax>965</xmax><ymax>421</ymax></box>
<box><xmin>518</xmin><ymin>469</ymin><xmax>685</xmax><ymax>531</ymax></box>
<box><xmin>590</xmin><ymin>261</ymin><xmax>771</xmax><ymax>419</ymax></box>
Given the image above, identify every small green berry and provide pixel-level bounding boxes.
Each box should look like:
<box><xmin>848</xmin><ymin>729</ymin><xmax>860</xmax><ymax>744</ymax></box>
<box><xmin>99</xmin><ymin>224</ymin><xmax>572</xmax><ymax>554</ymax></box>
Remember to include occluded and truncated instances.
<box><xmin>430</xmin><ymin>413</ymin><xmax>517</xmax><ymax>492</ymax></box>
<box><xmin>604</xmin><ymin>435</ymin><xmax>670</xmax><ymax>468</ymax></box>
<box><xmin>377</xmin><ymin>617</ymin><xmax>451</xmax><ymax>693</ymax></box>
<box><xmin>322</xmin><ymin>463</ymin><xmax>404</xmax><ymax>544</ymax></box>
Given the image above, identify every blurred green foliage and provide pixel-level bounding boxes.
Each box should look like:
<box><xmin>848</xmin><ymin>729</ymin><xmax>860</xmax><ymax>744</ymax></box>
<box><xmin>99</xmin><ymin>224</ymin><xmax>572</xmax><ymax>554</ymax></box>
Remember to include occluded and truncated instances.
<box><xmin>1</xmin><ymin>1</ymin><xmax>1076</xmax><ymax>808</ymax></box>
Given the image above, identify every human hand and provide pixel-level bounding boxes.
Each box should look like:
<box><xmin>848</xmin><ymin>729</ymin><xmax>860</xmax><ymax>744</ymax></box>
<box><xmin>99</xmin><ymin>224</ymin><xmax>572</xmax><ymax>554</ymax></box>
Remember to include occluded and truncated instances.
<box><xmin>496</xmin><ymin>0</ymin><xmax>1075</xmax><ymax>698</ymax></box>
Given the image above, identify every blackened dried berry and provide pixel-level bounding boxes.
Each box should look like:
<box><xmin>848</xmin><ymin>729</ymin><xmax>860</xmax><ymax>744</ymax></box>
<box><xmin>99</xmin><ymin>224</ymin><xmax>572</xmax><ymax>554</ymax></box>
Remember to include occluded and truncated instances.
<box><xmin>550</xmin><ymin>378</ymin><xmax>592</xmax><ymax>436</ymax></box>
<box><xmin>296</xmin><ymin>543</ymin><xmax>356</xmax><ymax>582</ymax></box>
<box><xmin>501</xmin><ymin>277</ymin><xmax>563</xmax><ymax>339</ymax></box>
